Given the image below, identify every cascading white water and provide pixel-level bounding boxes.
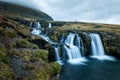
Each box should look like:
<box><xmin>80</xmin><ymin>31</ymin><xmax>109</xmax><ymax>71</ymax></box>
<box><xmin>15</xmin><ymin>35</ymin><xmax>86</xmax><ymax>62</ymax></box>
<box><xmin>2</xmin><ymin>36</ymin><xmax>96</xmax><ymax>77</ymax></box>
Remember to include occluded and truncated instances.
<box><xmin>64</xmin><ymin>33</ymin><xmax>81</xmax><ymax>59</ymax></box>
<box><xmin>31</xmin><ymin>21</ymin><xmax>63</xmax><ymax>64</ymax></box>
<box><xmin>76</xmin><ymin>34</ymin><xmax>84</xmax><ymax>55</ymax></box>
<box><xmin>64</xmin><ymin>33</ymin><xmax>81</xmax><ymax>60</ymax></box>
<box><xmin>54</xmin><ymin>46</ymin><xmax>61</xmax><ymax>61</ymax></box>
<box><xmin>64</xmin><ymin>33</ymin><xmax>87</xmax><ymax>64</ymax></box>
<box><xmin>30</xmin><ymin>22</ymin><xmax>32</xmax><ymax>28</ymax></box>
<box><xmin>35</xmin><ymin>21</ymin><xmax>41</xmax><ymax>29</ymax></box>
<box><xmin>90</xmin><ymin>33</ymin><xmax>105</xmax><ymax>56</ymax></box>
<box><xmin>48</xmin><ymin>23</ymin><xmax>52</xmax><ymax>28</ymax></box>
<box><xmin>64</xmin><ymin>45</ymin><xmax>81</xmax><ymax>59</ymax></box>
<box><xmin>31</xmin><ymin>21</ymin><xmax>42</xmax><ymax>35</ymax></box>
<box><xmin>31</xmin><ymin>21</ymin><xmax>115</xmax><ymax>64</ymax></box>
<box><xmin>60</xmin><ymin>34</ymin><xmax>64</xmax><ymax>43</ymax></box>
<box><xmin>90</xmin><ymin>33</ymin><xmax>115</xmax><ymax>60</ymax></box>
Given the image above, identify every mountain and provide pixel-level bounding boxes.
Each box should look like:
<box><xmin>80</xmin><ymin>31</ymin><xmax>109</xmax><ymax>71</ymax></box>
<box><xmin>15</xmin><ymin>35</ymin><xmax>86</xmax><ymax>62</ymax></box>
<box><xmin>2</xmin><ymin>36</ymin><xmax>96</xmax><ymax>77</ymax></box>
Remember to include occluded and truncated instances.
<box><xmin>0</xmin><ymin>2</ymin><xmax>53</xmax><ymax>21</ymax></box>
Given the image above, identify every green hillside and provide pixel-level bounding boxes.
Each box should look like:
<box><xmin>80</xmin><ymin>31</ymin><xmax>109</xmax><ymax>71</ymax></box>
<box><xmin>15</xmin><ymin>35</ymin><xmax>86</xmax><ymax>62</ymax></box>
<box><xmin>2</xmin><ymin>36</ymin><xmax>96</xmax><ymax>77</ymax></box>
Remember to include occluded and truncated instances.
<box><xmin>0</xmin><ymin>2</ymin><xmax>53</xmax><ymax>21</ymax></box>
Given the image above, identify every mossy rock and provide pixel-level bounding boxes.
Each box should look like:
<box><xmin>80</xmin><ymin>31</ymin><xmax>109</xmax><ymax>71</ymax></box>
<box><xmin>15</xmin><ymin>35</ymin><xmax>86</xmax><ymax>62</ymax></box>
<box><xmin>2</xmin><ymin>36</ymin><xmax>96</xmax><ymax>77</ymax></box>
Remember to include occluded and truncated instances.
<box><xmin>50</xmin><ymin>62</ymin><xmax>61</xmax><ymax>75</ymax></box>
<box><xmin>33</xmin><ymin>49</ymin><xmax>48</xmax><ymax>62</ymax></box>
<box><xmin>0</xmin><ymin>29</ymin><xmax>17</xmax><ymax>38</ymax></box>
<box><xmin>49</xmin><ymin>28</ymin><xmax>64</xmax><ymax>42</ymax></box>
<box><xmin>23</xmin><ymin>50</ymin><xmax>32</xmax><ymax>62</ymax></box>
<box><xmin>7</xmin><ymin>41</ymin><xmax>16</xmax><ymax>48</ymax></box>
<box><xmin>17</xmin><ymin>39</ymin><xmax>39</xmax><ymax>49</ymax></box>
<box><xmin>23</xmin><ymin>63</ymin><xmax>35</xmax><ymax>71</ymax></box>
<box><xmin>20</xmin><ymin>39</ymin><xmax>30</xmax><ymax>46</ymax></box>
<box><xmin>0</xmin><ymin>47</ymin><xmax>9</xmax><ymax>64</ymax></box>
<box><xmin>0</xmin><ymin>63</ymin><xmax>15</xmax><ymax>80</ymax></box>
<box><xmin>25</xmin><ymin>67</ymin><xmax>50</xmax><ymax>80</ymax></box>
<box><xmin>9</xmin><ymin>49</ymin><xmax>20</xmax><ymax>57</ymax></box>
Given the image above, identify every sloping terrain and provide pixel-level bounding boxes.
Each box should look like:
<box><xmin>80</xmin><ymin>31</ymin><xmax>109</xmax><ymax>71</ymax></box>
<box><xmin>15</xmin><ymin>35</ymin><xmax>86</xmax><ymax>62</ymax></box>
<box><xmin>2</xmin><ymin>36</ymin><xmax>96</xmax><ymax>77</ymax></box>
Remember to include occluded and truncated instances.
<box><xmin>0</xmin><ymin>14</ymin><xmax>60</xmax><ymax>80</ymax></box>
<box><xmin>0</xmin><ymin>2</ymin><xmax>53</xmax><ymax>21</ymax></box>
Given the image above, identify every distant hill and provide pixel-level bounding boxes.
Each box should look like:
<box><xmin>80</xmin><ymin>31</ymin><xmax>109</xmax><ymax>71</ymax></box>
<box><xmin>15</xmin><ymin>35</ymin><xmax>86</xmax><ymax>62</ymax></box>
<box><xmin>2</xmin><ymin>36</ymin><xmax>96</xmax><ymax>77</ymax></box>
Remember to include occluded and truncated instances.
<box><xmin>0</xmin><ymin>2</ymin><xmax>53</xmax><ymax>21</ymax></box>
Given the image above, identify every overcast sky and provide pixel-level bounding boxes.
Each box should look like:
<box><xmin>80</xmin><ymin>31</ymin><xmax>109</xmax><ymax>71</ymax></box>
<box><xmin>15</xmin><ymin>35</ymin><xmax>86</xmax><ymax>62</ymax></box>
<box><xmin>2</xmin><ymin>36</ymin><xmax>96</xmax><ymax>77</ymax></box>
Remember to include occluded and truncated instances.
<box><xmin>1</xmin><ymin>0</ymin><xmax>120</xmax><ymax>24</ymax></box>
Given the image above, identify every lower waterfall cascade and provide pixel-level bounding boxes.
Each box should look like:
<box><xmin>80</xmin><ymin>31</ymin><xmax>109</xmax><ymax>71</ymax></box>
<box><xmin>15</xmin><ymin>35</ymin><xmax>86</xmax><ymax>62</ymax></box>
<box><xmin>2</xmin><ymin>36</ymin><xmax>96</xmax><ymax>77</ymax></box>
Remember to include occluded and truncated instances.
<box><xmin>31</xmin><ymin>21</ymin><xmax>115</xmax><ymax>64</ymax></box>
<box><xmin>90</xmin><ymin>33</ymin><xmax>105</xmax><ymax>56</ymax></box>
<box><xmin>90</xmin><ymin>33</ymin><xmax>115</xmax><ymax>60</ymax></box>
<box><xmin>54</xmin><ymin>45</ymin><xmax>62</xmax><ymax>64</ymax></box>
<box><xmin>64</xmin><ymin>33</ymin><xmax>87</xmax><ymax>64</ymax></box>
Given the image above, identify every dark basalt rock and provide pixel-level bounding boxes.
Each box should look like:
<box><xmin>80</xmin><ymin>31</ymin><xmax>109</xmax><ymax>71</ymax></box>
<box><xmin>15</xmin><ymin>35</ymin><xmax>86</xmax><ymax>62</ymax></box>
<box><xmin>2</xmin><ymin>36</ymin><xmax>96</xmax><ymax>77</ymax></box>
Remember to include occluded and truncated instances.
<box><xmin>100</xmin><ymin>32</ymin><xmax>120</xmax><ymax>58</ymax></box>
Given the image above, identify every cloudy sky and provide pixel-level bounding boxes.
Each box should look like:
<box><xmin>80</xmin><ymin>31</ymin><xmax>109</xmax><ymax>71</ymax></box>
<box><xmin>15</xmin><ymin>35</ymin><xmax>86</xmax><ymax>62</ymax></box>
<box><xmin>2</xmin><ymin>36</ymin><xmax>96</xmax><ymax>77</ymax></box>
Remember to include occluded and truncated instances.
<box><xmin>1</xmin><ymin>0</ymin><xmax>120</xmax><ymax>24</ymax></box>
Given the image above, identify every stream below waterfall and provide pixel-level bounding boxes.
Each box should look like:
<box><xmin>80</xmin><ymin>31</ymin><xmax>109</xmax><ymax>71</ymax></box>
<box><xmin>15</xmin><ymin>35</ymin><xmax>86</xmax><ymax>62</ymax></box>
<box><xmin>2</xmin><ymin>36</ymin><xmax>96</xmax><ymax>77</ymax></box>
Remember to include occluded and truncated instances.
<box><xmin>60</xmin><ymin>58</ymin><xmax>120</xmax><ymax>80</ymax></box>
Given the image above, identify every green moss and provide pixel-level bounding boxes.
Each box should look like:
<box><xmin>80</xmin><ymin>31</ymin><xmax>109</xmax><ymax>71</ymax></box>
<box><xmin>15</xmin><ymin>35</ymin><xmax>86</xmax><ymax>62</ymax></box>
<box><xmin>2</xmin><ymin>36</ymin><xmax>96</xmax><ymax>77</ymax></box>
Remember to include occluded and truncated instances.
<box><xmin>23</xmin><ymin>50</ymin><xmax>31</xmax><ymax>61</ymax></box>
<box><xmin>24</xmin><ymin>64</ymin><xmax>35</xmax><ymax>71</ymax></box>
<box><xmin>0</xmin><ymin>29</ymin><xmax>17</xmax><ymax>38</ymax></box>
<box><xmin>9</xmin><ymin>49</ymin><xmax>20</xmax><ymax>56</ymax></box>
<box><xmin>50</xmin><ymin>62</ymin><xmax>61</xmax><ymax>75</ymax></box>
<box><xmin>20</xmin><ymin>39</ymin><xmax>30</xmax><ymax>46</ymax></box>
<box><xmin>29</xmin><ymin>44</ymin><xmax>39</xmax><ymax>49</ymax></box>
<box><xmin>49</xmin><ymin>29</ymin><xmax>63</xmax><ymax>42</ymax></box>
<box><xmin>5</xmin><ymin>29</ymin><xmax>17</xmax><ymax>38</ymax></box>
<box><xmin>30</xmin><ymin>68</ymin><xmax>50</xmax><ymax>80</ymax></box>
<box><xmin>8</xmin><ymin>41</ymin><xmax>16</xmax><ymax>48</ymax></box>
<box><xmin>0</xmin><ymin>48</ymin><xmax>9</xmax><ymax>64</ymax></box>
<box><xmin>33</xmin><ymin>49</ymin><xmax>48</xmax><ymax>62</ymax></box>
<box><xmin>0</xmin><ymin>63</ymin><xmax>15</xmax><ymax>80</ymax></box>
<box><xmin>19</xmin><ymin>39</ymin><xmax>39</xmax><ymax>49</ymax></box>
<box><xmin>20</xmin><ymin>26</ymin><xmax>31</xmax><ymax>37</ymax></box>
<box><xmin>0</xmin><ymin>52</ymin><xmax>9</xmax><ymax>64</ymax></box>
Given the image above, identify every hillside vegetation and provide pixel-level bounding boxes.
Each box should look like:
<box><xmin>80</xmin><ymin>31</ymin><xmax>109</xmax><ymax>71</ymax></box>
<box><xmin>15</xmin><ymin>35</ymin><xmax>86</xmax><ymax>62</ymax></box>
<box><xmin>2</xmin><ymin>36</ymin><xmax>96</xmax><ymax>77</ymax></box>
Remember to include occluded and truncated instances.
<box><xmin>0</xmin><ymin>13</ymin><xmax>61</xmax><ymax>80</ymax></box>
<box><xmin>0</xmin><ymin>2</ymin><xmax>53</xmax><ymax>21</ymax></box>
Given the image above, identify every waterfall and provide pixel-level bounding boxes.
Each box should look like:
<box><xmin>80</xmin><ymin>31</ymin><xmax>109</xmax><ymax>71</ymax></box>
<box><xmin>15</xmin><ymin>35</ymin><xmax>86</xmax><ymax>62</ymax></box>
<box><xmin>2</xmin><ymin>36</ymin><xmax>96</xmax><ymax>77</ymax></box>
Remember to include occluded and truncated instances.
<box><xmin>54</xmin><ymin>45</ymin><xmax>61</xmax><ymax>62</ymax></box>
<box><xmin>90</xmin><ymin>33</ymin><xmax>115</xmax><ymax>60</ymax></box>
<box><xmin>64</xmin><ymin>45</ymin><xmax>81</xmax><ymax>59</ymax></box>
<box><xmin>35</xmin><ymin>21</ymin><xmax>41</xmax><ymax>29</ymax></box>
<box><xmin>64</xmin><ymin>33</ymin><xmax>86</xmax><ymax>64</ymax></box>
<box><xmin>30</xmin><ymin>22</ymin><xmax>32</xmax><ymax>28</ymax></box>
<box><xmin>31</xmin><ymin>21</ymin><xmax>115</xmax><ymax>64</ymax></box>
<box><xmin>48</xmin><ymin>23</ymin><xmax>52</xmax><ymax>28</ymax></box>
<box><xmin>76</xmin><ymin>34</ymin><xmax>84</xmax><ymax>55</ymax></box>
<box><xmin>90</xmin><ymin>33</ymin><xmax>105</xmax><ymax>56</ymax></box>
<box><xmin>60</xmin><ymin>34</ymin><xmax>64</xmax><ymax>43</ymax></box>
<box><xmin>31</xmin><ymin>21</ymin><xmax>42</xmax><ymax>35</ymax></box>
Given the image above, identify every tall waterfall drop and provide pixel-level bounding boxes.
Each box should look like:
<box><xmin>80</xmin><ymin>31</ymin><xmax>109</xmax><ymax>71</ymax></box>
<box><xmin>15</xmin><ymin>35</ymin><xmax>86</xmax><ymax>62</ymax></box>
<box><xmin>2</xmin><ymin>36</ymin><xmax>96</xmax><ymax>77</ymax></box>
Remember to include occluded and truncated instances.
<box><xmin>54</xmin><ymin>45</ymin><xmax>61</xmax><ymax>63</ymax></box>
<box><xmin>90</xmin><ymin>33</ymin><xmax>115</xmax><ymax>60</ymax></box>
<box><xmin>90</xmin><ymin>33</ymin><xmax>105</xmax><ymax>56</ymax></box>
<box><xmin>48</xmin><ymin>23</ymin><xmax>52</xmax><ymax>28</ymax></box>
<box><xmin>64</xmin><ymin>33</ymin><xmax>86</xmax><ymax>64</ymax></box>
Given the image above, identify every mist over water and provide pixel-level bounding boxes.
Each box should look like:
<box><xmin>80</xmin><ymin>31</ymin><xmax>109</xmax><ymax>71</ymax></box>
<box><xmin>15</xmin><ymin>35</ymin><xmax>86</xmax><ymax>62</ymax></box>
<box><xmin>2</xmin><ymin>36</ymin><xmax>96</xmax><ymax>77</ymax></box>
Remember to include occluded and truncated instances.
<box><xmin>0</xmin><ymin>0</ymin><xmax>41</xmax><ymax>11</ymax></box>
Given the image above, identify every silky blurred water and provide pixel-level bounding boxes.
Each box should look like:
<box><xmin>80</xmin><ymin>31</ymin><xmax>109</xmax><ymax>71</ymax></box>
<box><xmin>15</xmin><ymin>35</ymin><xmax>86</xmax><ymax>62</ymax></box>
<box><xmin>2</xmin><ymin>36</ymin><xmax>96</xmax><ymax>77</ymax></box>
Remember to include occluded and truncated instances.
<box><xmin>60</xmin><ymin>58</ymin><xmax>120</xmax><ymax>80</ymax></box>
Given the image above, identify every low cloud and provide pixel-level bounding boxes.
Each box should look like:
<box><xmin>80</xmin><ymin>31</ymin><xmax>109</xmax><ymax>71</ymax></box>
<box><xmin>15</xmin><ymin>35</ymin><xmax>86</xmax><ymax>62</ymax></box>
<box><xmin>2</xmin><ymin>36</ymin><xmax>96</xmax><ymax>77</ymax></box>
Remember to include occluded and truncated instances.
<box><xmin>1</xmin><ymin>0</ymin><xmax>120</xmax><ymax>24</ymax></box>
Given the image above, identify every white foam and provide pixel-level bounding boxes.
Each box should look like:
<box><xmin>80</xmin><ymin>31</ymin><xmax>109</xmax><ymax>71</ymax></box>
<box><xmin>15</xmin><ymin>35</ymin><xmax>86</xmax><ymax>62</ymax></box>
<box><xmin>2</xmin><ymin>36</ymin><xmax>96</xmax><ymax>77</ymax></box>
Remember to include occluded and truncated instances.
<box><xmin>31</xmin><ymin>29</ymin><xmax>41</xmax><ymax>35</ymax></box>
<box><xmin>91</xmin><ymin>55</ymin><xmax>116</xmax><ymax>61</ymax></box>
<box><xmin>68</xmin><ymin>57</ymin><xmax>88</xmax><ymax>65</ymax></box>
